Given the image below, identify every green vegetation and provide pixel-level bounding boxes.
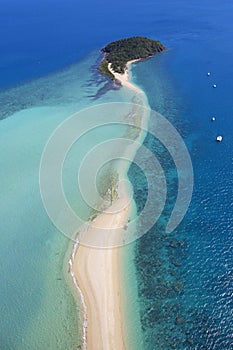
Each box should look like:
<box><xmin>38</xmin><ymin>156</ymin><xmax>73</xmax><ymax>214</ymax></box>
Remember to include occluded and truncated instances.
<box><xmin>99</xmin><ymin>36</ymin><xmax>165</xmax><ymax>78</ymax></box>
<box><xmin>98</xmin><ymin>59</ymin><xmax>115</xmax><ymax>80</ymax></box>
<box><xmin>89</xmin><ymin>169</ymin><xmax>119</xmax><ymax>221</ymax></box>
<box><xmin>97</xmin><ymin>167</ymin><xmax>119</xmax><ymax>203</ymax></box>
<box><xmin>109</xmin><ymin>171</ymin><xmax>119</xmax><ymax>203</ymax></box>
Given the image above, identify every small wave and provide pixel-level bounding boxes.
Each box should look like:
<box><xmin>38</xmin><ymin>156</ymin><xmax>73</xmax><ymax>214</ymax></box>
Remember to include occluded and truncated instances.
<box><xmin>69</xmin><ymin>239</ymin><xmax>87</xmax><ymax>350</ymax></box>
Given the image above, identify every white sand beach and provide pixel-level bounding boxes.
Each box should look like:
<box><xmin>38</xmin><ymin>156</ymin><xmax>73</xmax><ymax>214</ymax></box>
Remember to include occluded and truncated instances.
<box><xmin>108</xmin><ymin>60</ymin><xmax>143</xmax><ymax>94</ymax></box>
<box><xmin>72</xmin><ymin>185</ymin><xmax>131</xmax><ymax>349</ymax></box>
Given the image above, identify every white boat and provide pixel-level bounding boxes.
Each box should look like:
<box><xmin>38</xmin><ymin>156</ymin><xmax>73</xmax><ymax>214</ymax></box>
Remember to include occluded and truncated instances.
<box><xmin>207</xmin><ymin>72</ymin><xmax>211</xmax><ymax>76</ymax></box>
<box><xmin>216</xmin><ymin>135</ymin><xmax>223</xmax><ymax>142</ymax></box>
<box><xmin>213</xmin><ymin>84</ymin><xmax>217</xmax><ymax>88</ymax></box>
<box><xmin>211</xmin><ymin>117</ymin><xmax>216</xmax><ymax>121</ymax></box>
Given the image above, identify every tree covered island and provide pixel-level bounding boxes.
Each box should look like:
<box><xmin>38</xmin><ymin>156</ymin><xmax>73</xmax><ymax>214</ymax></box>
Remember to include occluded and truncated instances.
<box><xmin>99</xmin><ymin>36</ymin><xmax>166</xmax><ymax>79</ymax></box>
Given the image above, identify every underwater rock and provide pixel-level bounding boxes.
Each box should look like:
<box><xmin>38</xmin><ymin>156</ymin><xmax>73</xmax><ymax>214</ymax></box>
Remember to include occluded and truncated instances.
<box><xmin>173</xmin><ymin>281</ymin><xmax>184</xmax><ymax>293</ymax></box>
<box><xmin>175</xmin><ymin>315</ymin><xmax>185</xmax><ymax>326</ymax></box>
<box><xmin>169</xmin><ymin>239</ymin><xmax>179</xmax><ymax>248</ymax></box>
<box><xmin>186</xmin><ymin>337</ymin><xmax>194</xmax><ymax>345</ymax></box>
<box><xmin>172</xmin><ymin>260</ymin><xmax>181</xmax><ymax>267</ymax></box>
<box><xmin>179</xmin><ymin>240</ymin><xmax>185</xmax><ymax>247</ymax></box>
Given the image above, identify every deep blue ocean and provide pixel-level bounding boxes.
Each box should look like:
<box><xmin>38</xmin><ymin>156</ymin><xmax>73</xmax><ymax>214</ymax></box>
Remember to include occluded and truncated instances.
<box><xmin>1</xmin><ymin>0</ymin><xmax>232</xmax><ymax>349</ymax></box>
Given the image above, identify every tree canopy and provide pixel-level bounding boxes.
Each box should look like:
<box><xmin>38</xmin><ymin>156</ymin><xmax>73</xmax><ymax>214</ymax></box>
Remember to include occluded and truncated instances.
<box><xmin>99</xmin><ymin>36</ymin><xmax>165</xmax><ymax>77</ymax></box>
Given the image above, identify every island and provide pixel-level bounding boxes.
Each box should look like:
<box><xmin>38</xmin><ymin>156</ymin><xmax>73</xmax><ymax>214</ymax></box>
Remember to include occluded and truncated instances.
<box><xmin>99</xmin><ymin>36</ymin><xmax>166</xmax><ymax>79</ymax></box>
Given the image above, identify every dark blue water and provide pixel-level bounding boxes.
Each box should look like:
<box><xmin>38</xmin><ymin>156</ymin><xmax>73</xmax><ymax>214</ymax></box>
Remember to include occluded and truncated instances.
<box><xmin>128</xmin><ymin>2</ymin><xmax>233</xmax><ymax>347</ymax></box>
<box><xmin>1</xmin><ymin>0</ymin><xmax>232</xmax><ymax>349</ymax></box>
<box><xmin>3</xmin><ymin>0</ymin><xmax>230</xmax><ymax>89</ymax></box>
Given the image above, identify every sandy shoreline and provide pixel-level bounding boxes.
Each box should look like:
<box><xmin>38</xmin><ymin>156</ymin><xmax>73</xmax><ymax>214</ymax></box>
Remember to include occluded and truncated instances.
<box><xmin>108</xmin><ymin>60</ymin><xmax>143</xmax><ymax>94</ymax></box>
<box><xmin>72</xmin><ymin>190</ymin><xmax>131</xmax><ymax>349</ymax></box>
<box><xmin>71</xmin><ymin>60</ymin><xmax>145</xmax><ymax>349</ymax></box>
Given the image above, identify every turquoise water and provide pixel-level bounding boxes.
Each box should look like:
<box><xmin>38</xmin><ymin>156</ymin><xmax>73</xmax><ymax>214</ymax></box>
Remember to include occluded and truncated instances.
<box><xmin>1</xmin><ymin>0</ymin><xmax>233</xmax><ymax>349</ymax></box>
<box><xmin>0</xmin><ymin>52</ymin><xmax>137</xmax><ymax>348</ymax></box>
<box><xmin>0</xmin><ymin>106</ymin><xmax>82</xmax><ymax>349</ymax></box>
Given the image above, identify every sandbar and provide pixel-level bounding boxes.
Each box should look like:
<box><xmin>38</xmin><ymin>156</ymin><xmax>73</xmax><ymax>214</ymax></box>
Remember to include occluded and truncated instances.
<box><xmin>71</xmin><ymin>60</ymin><xmax>144</xmax><ymax>349</ymax></box>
